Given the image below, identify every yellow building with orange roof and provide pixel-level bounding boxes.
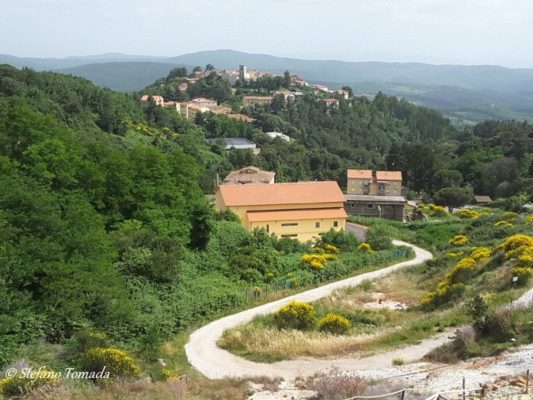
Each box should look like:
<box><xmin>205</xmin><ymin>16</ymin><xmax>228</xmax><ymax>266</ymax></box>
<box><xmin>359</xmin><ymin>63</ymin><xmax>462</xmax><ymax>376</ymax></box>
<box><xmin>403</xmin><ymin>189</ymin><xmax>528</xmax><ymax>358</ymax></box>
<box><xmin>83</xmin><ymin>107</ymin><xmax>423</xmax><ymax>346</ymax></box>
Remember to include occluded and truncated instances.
<box><xmin>215</xmin><ymin>181</ymin><xmax>347</xmax><ymax>242</ymax></box>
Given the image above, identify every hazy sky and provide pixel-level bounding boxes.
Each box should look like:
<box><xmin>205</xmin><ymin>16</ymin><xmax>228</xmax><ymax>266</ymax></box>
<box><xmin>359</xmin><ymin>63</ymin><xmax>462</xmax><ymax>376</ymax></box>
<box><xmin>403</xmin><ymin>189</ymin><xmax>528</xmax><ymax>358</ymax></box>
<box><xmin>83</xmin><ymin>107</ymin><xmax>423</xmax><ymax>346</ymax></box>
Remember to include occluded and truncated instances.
<box><xmin>1</xmin><ymin>0</ymin><xmax>532</xmax><ymax>67</ymax></box>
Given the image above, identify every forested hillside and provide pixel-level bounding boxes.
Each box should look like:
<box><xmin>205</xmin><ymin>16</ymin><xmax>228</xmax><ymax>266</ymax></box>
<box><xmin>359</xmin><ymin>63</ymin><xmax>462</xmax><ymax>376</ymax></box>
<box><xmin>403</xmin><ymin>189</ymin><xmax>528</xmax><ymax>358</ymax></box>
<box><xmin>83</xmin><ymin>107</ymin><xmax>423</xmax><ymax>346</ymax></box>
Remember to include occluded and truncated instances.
<box><xmin>0</xmin><ymin>64</ymin><xmax>532</xmax><ymax>384</ymax></box>
<box><xmin>0</xmin><ymin>65</ymin><xmax>408</xmax><ymax>374</ymax></box>
<box><xmin>143</xmin><ymin>67</ymin><xmax>533</xmax><ymax>202</ymax></box>
<box><xmin>0</xmin><ymin>65</ymin><xmax>218</xmax><ymax>365</ymax></box>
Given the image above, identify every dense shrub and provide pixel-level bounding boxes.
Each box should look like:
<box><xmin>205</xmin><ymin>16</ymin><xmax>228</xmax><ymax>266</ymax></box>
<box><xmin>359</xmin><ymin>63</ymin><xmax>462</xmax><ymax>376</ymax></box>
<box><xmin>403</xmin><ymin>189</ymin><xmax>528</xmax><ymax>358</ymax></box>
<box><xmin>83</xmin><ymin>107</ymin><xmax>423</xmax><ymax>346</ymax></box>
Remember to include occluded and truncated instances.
<box><xmin>425</xmin><ymin>327</ymin><xmax>477</xmax><ymax>363</ymax></box>
<box><xmin>365</xmin><ymin>225</ymin><xmax>393</xmax><ymax>250</ymax></box>
<box><xmin>65</xmin><ymin>330</ymin><xmax>110</xmax><ymax>362</ymax></box>
<box><xmin>311</xmin><ymin>370</ymin><xmax>366</xmax><ymax>399</ymax></box>
<box><xmin>0</xmin><ymin>368</ymin><xmax>59</xmax><ymax>396</ymax></box>
<box><xmin>274</xmin><ymin>301</ymin><xmax>316</xmax><ymax>330</ymax></box>
<box><xmin>483</xmin><ymin>310</ymin><xmax>514</xmax><ymax>342</ymax></box>
<box><xmin>502</xmin><ymin>211</ymin><xmax>519</xmax><ymax>220</ymax></box>
<box><xmin>274</xmin><ymin>237</ymin><xmax>309</xmax><ymax>253</ymax></box>
<box><xmin>318</xmin><ymin>313</ymin><xmax>351</xmax><ymax>335</ymax></box>
<box><xmin>81</xmin><ymin>347</ymin><xmax>140</xmax><ymax>379</ymax></box>
<box><xmin>513</xmin><ymin>267</ymin><xmax>532</xmax><ymax>285</ymax></box>
<box><xmin>319</xmin><ymin>229</ymin><xmax>359</xmax><ymax>251</ymax></box>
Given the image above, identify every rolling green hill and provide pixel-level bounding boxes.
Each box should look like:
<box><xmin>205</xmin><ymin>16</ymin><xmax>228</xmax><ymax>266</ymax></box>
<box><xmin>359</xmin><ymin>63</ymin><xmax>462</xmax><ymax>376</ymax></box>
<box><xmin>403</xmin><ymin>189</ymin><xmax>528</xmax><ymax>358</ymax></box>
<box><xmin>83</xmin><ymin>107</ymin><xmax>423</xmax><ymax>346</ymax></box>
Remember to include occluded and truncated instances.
<box><xmin>2</xmin><ymin>49</ymin><xmax>533</xmax><ymax>122</ymax></box>
<box><xmin>57</xmin><ymin>62</ymin><xmax>188</xmax><ymax>91</ymax></box>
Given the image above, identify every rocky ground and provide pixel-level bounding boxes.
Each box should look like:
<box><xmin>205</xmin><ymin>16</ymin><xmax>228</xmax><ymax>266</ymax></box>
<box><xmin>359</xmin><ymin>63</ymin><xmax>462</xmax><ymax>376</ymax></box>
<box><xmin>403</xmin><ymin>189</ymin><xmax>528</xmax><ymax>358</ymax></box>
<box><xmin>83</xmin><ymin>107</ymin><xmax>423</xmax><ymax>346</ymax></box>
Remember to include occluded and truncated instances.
<box><xmin>247</xmin><ymin>344</ymin><xmax>533</xmax><ymax>399</ymax></box>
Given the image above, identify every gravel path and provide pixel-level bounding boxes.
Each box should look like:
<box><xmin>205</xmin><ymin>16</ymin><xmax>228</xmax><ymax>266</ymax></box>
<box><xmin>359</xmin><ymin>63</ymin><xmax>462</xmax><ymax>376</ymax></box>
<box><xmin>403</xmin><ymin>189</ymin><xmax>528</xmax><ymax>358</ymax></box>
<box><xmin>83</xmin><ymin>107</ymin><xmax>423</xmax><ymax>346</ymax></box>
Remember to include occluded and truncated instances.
<box><xmin>508</xmin><ymin>287</ymin><xmax>533</xmax><ymax>310</ymax></box>
<box><xmin>185</xmin><ymin>240</ymin><xmax>434</xmax><ymax>379</ymax></box>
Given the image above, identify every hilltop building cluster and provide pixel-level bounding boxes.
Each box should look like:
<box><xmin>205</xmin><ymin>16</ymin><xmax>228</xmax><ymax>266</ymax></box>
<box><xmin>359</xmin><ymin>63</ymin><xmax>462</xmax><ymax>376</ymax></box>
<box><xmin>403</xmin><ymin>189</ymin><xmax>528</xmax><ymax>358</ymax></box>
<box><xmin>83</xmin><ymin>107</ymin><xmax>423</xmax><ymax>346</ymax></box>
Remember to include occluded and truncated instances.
<box><xmin>140</xmin><ymin>64</ymin><xmax>341</xmax><ymax>122</ymax></box>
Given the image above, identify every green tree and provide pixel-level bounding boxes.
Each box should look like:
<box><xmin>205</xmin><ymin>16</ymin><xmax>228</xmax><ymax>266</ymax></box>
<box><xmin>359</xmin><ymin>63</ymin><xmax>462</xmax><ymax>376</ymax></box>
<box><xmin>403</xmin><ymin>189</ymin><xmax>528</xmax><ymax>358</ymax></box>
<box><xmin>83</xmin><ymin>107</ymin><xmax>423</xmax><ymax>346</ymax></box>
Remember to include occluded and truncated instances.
<box><xmin>167</xmin><ymin>67</ymin><xmax>188</xmax><ymax>79</ymax></box>
<box><xmin>433</xmin><ymin>187</ymin><xmax>473</xmax><ymax>211</ymax></box>
<box><xmin>283</xmin><ymin>70</ymin><xmax>291</xmax><ymax>88</ymax></box>
<box><xmin>432</xmin><ymin>169</ymin><xmax>464</xmax><ymax>192</ymax></box>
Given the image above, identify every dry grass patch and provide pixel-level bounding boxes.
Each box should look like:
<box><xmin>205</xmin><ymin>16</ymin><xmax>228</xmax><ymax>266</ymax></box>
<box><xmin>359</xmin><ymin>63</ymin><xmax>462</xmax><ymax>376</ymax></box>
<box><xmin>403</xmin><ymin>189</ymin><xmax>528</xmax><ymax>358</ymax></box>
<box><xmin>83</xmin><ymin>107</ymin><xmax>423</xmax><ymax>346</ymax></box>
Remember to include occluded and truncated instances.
<box><xmin>24</xmin><ymin>378</ymin><xmax>252</xmax><ymax>400</ymax></box>
<box><xmin>218</xmin><ymin>269</ymin><xmax>435</xmax><ymax>362</ymax></box>
<box><xmin>218</xmin><ymin>324</ymin><xmax>395</xmax><ymax>362</ymax></box>
<box><xmin>331</xmin><ymin>270</ymin><xmax>425</xmax><ymax>306</ymax></box>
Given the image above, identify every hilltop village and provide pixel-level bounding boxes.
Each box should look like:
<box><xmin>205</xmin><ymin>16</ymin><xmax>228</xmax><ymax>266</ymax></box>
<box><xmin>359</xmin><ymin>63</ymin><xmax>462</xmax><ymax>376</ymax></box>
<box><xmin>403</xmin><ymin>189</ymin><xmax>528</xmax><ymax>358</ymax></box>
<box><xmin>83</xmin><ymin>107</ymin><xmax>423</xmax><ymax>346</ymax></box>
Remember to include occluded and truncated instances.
<box><xmin>140</xmin><ymin>64</ymin><xmax>348</xmax><ymax>152</ymax></box>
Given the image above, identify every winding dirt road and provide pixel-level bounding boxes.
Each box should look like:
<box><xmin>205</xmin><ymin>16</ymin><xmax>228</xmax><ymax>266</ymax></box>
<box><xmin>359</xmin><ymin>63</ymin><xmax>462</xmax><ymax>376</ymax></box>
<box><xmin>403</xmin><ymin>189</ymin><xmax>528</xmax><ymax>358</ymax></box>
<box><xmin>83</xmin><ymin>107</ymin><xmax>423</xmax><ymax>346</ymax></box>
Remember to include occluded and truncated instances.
<box><xmin>185</xmin><ymin>240</ymin><xmax>434</xmax><ymax>379</ymax></box>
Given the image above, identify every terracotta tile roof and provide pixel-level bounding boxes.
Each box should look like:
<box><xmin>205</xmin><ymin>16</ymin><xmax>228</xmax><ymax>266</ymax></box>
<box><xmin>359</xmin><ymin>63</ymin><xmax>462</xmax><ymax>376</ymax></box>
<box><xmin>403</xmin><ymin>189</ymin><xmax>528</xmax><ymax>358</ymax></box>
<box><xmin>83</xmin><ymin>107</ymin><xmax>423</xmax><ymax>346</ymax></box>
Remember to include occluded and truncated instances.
<box><xmin>218</xmin><ymin>181</ymin><xmax>345</xmax><ymax>207</ymax></box>
<box><xmin>347</xmin><ymin>169</ymin><xmax>373</xmax><ymax>179</ymax></box>
<box><xmin>376</xmin><ymin>171</ymin><xmax>402</xmax><ymax>181</ymax></box>
<box><xmin>247</xmin><ymin>208</ymin><xmax>347</xmax><ymax>222</ymax></box>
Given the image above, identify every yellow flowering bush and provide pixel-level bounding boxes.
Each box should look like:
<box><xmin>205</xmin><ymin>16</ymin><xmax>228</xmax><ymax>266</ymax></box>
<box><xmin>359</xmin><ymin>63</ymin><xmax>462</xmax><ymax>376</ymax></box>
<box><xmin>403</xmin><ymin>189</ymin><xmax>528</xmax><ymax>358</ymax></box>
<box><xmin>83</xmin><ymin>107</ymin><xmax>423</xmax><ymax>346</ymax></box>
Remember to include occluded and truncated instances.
<box><xmin>470</xmin><ymin>247</ymin><xmax>492</xmax><ymax>262</ymax></box>
<box><xmin>316</xmin><ymin>243</ymin><xmax>340</xmax><ymax>254</ymax></box>
<box><xmin>518</xmin><ymin>250</ymin><xmax>533</xmax><ymax>267</ymax></box>
<box><xmin>525</xmin><ymin>214</ymin><xmax>533</xmax><ymax>223</ymax></box>
<box><xmin>423</xmin><ymin>247</ymin><xmax>493</xmax><ymax>307</ymax></box>
<box><xmin>513</xmin><ymin>267</ymin><xmax>532</xmax><ymax>285</ymax></box>
<box><xmin>357</xmin><ymin>242</ymin><xmax>374</xmax><ymax>252</ymax></box>
<box><xmin>159</xmin><ymin>368</ymin><xmax>179</xmax><ymax>382</ymax></box>
<box><xmin>81</xmin><ymin>347</ymin><xmax>140</xmax><ymax>379</ymax></box>
<box><xmin>449</xmin><ymin>234</ymin><xmax>469</xmax><ymax>246</ymax></box>
<box><xmin>502</xmin><ymin>211</ymin><xmax>519</xmax><ymax>220</ymax></box>
<box><xmin>494</xmin><ymin>220</ymin><xmax>513</xmax><ymax>228</ymax></box>
<box><xmin>301</xmin><ymin>253</ymin><xmax>336</xmax><ymax>270</ymax></box>
<box><xmin>0</xmin><ymin>369</ymin><xmax>59</xmax><ymax>396</ymax></box>
<box><xmin>421</xmin><ymin>281</ymin><xmax>465</xmax><ymax>307</ymax></box>
<box><xmin>458</xmin><ymin>209</ymin><xmax>480</xmax><ymax>219</ymax></box>
<box><xmin>429</xmin><ymin>204</ymin><xmax>448</xmax><ymax>217</ymax></box>
<box><xmin>446</xmin><ymin>251</ymin><xmax>464</xmax><ymax>258</ymax></box>
<box><xmin>445</xmin><ymin>257</ymin><xmax>477</xmax><ymax>283</ymax></box>
<box><xmin>498</xmin><ymin>234</ymin><xmax>533</xmax><ymax>257</ymax></box>
<box><xmin>275</xmin><ymin>301</ymin><xmax>316</xmax><ymax>330</ymax></box>
<box><xmin>318</xmin><ymin>313</ymin><xmax>352</xmax><ymax>335</ymax></box>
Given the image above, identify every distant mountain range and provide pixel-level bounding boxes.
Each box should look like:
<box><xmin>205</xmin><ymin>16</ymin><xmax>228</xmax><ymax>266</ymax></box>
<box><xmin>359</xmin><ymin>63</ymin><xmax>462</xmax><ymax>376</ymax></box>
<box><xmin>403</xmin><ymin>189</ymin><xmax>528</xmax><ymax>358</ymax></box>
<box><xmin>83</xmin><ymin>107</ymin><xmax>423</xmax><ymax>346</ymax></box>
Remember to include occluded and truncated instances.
<box><xmin>2</xmin><ymin>49</ymin><xmax>533</xmax><ymax>123</ymax></box>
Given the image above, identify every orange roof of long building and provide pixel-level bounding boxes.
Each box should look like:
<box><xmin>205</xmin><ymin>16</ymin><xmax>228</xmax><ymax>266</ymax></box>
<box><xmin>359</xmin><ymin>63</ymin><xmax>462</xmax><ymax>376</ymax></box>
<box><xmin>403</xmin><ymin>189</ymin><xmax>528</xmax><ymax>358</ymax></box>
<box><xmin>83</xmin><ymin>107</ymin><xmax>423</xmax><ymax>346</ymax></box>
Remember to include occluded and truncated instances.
<box><xmin>218</xmin><ymin>181</ymin><xmax>345</xmax><ymax>207</ymax></box>
<box><xmin>247</xmin><ymin>208</ymin><xmax>347</xmax><ymax>222</ymax></box>
<box><xmin>376</xmin><ymin>171</ymin><xmax>402</xmax><ymax>181</ymax></box>
<box><xmin>347</xmin><ymin>169</ymin><xmax>373</xmax><ymax>179</ymax></box>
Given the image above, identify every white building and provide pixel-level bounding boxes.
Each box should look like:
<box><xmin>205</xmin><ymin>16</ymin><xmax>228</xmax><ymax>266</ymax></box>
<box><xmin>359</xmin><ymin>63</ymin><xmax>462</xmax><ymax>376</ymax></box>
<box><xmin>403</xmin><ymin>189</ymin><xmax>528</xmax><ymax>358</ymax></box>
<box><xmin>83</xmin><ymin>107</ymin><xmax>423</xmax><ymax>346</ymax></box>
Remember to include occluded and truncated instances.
<box><xmin>265</xmin><ymin>131</ymin><xmax>290</xmax><ymax>141</ymax></box>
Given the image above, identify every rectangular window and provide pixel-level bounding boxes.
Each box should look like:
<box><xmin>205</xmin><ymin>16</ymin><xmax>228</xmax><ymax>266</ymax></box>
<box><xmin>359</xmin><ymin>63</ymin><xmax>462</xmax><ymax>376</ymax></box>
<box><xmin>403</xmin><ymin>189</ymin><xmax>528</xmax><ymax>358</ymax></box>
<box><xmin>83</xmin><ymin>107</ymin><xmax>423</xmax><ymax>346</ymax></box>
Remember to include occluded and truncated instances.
<box><xmin>281</xmin><ymin>234</ymin><xmax>298</xmax><ymax>238</ymax></box>
<box><xmin>266</xmin><ymin>224</ymin><xmax>269</xmax><ymax>233</ymax></box>
<box><xmin>333</xmin><ymin>221</ymin><xmax>338</xmax><ymax>227</ymax></box>
<box><xmin>315</xmin><ymin>222</ymin><xmax>320</xmax><ymax>228</ymax></box>
<box><xmin>368</xmin><ymin>204</ymin><xmax>373</xmax><ymax>208</ymax></box>
<box><xmin>281</xmin><ymin>222</ymin><xmax>298</xmax><ymax>227</ymax></box>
